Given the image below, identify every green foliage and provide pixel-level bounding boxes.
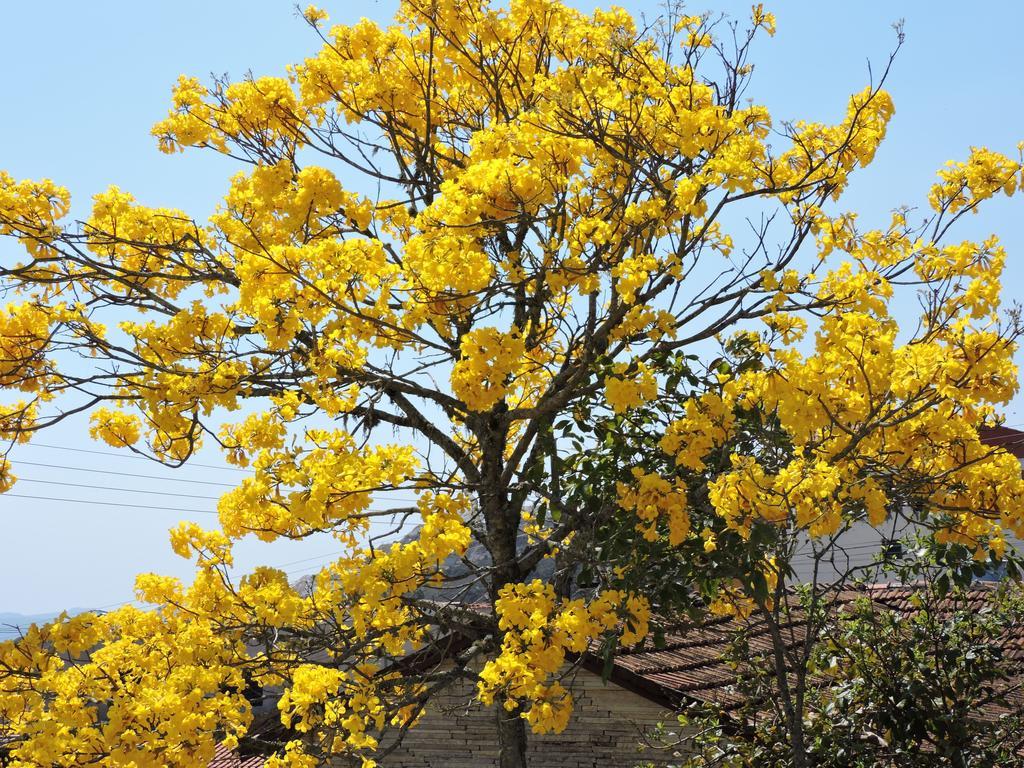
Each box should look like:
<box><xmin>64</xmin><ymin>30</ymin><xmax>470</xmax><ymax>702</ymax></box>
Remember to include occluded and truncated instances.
<box><xmin>677</xmin><ymin>567</ymin><xmax>1024</xmax><ymax>768</ymax></box>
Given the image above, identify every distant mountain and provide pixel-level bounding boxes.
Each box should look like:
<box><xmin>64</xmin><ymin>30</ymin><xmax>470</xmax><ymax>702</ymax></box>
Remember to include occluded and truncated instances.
<box><xmin>293</xmin><ymin>528</ymin><xmax>557</xmax><ymax>604</ymax></box>
<box><xmin>0</xmin><ymin>610</ymin><xmax>82</xmax><ymax>631</ymax></box>
<box><xmin>410</xmin><ymin>530</ymin><xmax>556</xmax><ymax>603</ymax></box>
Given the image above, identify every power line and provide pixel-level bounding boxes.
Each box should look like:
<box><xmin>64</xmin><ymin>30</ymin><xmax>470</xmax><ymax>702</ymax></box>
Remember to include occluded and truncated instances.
<box><xmin>10</xmin><ymin>460</ymin><xmax>237</xmax><ymax>487</ymax></box>
<box><xmin>17</xmin><ymin>478</ymin><xmax>220</xmax><ymax>501</ymax></box>
<box><xmin>18</xmin><ymin>421</ymin><xmax>1022</xmax><ymax>464</ymax></box>
<box><xmin>0</xmin><ymin>493</ymin><xmax>217</xmax><ymax>515</ymax></box>
<box><xmin>6</xmin><ymin>460</ymin><xmax>421</xmax><ymax>503</ymax></box>
<box><xmin>270</xmin><ymin>550</ymin><xmax>343</xmax><ymax>570</ymax></box>
<box><xmin>0</xmin><ymin>490</ymin><xmax>421</xmax><ymax>518</ymax></box>
<box><xmin>0</xmin><ymin>521</ymin><xmax>415</xmax><ymax>630</ymax></box>
<box><xmin>21</xmin><ymin>441</ymin><xmax>252</xmax><ymax>473</ymax></box>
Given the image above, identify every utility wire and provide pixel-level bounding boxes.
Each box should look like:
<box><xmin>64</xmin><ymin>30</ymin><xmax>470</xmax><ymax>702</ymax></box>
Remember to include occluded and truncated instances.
<box><xmin>6</xmin><ymin>459</ymin><xmax>420</xmax><ymax>503</ymax></box>
<box><xmin>0</xmin><ymin>520</ymin><xmax>418</xmax><ymax>630</ymax></box>
<box><xmin>0</xmin><ymin>491</ymin><xmax>423</xmax><ymax>518</ymax></box>
<box><xmin>0</xmin><ymin>542</ymin><xmax>416</xmax><ymax>632</ymax></box>
<box><xmin>20</xmin><ymin>441</ymin><xmax>252</xmax><ymax>473</ymax></box>
<box><xmin>10</xmin><ymin>460</ymin><xmax>237</xmax><ymax>487</ymax></box>
<box><xmin>0</xmin><ymin>493</ymin><xmax>217</xmax><ymax>515</ymax></box>
<box><xmin>13</xmin><ymin>424</ymin><xmax>1015</xmax><ymax>629</ymax></box>
<box><xmin>3</xmin><ymin>480</ymin><xmax>418</xmax><ymax>507</ymax></box>
<box><xmin>16</xmin><ymin>478</ymin><xmax>220</xmax><ymax>501</ymax></box>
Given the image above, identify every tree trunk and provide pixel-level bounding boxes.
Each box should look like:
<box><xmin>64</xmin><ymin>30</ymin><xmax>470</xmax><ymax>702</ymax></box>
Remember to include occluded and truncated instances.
<box><xmin>478</xmin><ymin>415</ymin><xmax>529</xmax><ymax>767</ymax></box>
<box><xmin>488</xmin><ymin>500</ymin><xmax>530</xmax><ymax>768</ymax></box>
<box><xmin>496</xmin><ymin>693</ymin><xmax>529</xmax><ymax>768</ymax></box>
<box><xmin>764</xmin><ymin>612</ymin><xmax>808</xmax><ymax>768</ymax></box>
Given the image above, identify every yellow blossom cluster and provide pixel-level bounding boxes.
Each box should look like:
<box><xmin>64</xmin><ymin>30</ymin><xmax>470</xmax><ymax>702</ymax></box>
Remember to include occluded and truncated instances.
<box><xmin>706</xmin><ymin>557</ymin><xmax>780</xmax><ymax>618</ymax></box>
<box><xmin>0</xmin><ymin>607</ymin><xmax>249</xmax><ymax>768</ymax></box>
<box><xmin>617</xmin><ymin>467</ymin><xmax>691</xmax><ymax>545</ymax></box>
<box><xmin>86</xmin><ymin>186</ymin><xmax>210</xmax><ymax>300</ymax></box>
<box><xmin>451</xmin><ymin>327</ymin><xmax>527</xmax><ymax>412</ymax></box>
<box><xmin>275</xmin><ymin>664</ymin><xmax>392</xmax><ymax>761</ymax></box>
<box><xmin>0</xmin><ymin>0</ymin><xmax>1022</xmax><ymax>763</ymax></box>
<box><xmin>153</xmin><ymin>75</ymin><xmax>305</xmax><ymax>155</ymax></box>
<box><xmin>929</xmin><ymin>146</ymin><xmax>1022</xmax><ymax>213</ymax></box>
<box><xmin>478</xmin><ymin>581</ymin><xmax>649</xmax><ymax>734</ymax></box>
<box><xmin>660</xmin><ymin>392</ymin><xmax>735</xmax><ymax>472</ymax></box>
<box><xmin>88</xmin><ymin>407</ymin><xmax>143</xmax><ymax>447</ymax></box>
<box><xmin>0</xmin><ymin>171</ymin><xmax>70</xmax><ymax>256</ymax></box>
<box><xmin>0</xmin><ymin>455</ymin><xmax>14</xmax><ymax>493</ymax></box>
<box><xmin>611</xmin><ymin>253</ymin><xmax>663</xmax><ymax>304</ymax></box>
<box><xmin>216</xmin><ymin>430</ymin><xmax>418</xmax><ymax>541</ymax></box>
<box><xmin>708</xmin><ymin>455</ymin><xmax>845</xmax><ymax>537</ymax></box>
<box><xmin>608</xmin><ymin>305</ymin><xmax>678</xmax><ymax>344</ymax></box>
<box><xmin>604</xmin><ymin>362</ymin><xmax>658</xmax><ymax>414</ymax></box>
<box><xmin>769</xmin><ymin>87</ymin><xmax>895</xmax><ymax>198</ymax></box>
<box><xmin>0</xmin><ymin>302</ymin><xmax>52</xmax><ymax>390</ymax></box>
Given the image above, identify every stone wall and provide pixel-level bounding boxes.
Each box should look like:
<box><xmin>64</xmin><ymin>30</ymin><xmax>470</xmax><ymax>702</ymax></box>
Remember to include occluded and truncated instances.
<box><xmin>380</xmin><ymin>668</ymin><xmax>681</xmax><ymax>768</ymax></box>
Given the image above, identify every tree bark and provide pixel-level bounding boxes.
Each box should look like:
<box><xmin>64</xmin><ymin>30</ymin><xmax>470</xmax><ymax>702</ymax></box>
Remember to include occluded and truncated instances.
<box><xmin>478</xmin><ymin>414</ymin><xmax>530</xmax><ymax>768</ymax></box>
<box><xmin>496</xmin><ymin>693</ymin><xmax>529</xmax><ymax>768</ymax></box>
<box><xmin>764</xmin><ymin>610</ymin><xmax>808</xmax><ymax>768</ymax></box>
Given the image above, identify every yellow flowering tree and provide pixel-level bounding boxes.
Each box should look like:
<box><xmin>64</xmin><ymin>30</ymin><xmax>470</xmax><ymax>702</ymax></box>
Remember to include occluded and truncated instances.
<box><xmin>1</xmin><ymin>2</ymin><xmax>1023</xmax><ymax>767</ymax></box>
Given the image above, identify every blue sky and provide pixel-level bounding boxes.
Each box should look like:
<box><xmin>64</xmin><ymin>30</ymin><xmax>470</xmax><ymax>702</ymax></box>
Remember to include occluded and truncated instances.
<box><xmin>1</xmin><ymin>1</ymin><xmax>1022</xmax><ymax>615</ymax></box>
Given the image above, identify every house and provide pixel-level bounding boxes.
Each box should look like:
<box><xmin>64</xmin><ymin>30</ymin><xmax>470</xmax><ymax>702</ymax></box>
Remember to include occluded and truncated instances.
<box><xmin>7</xmin><ymin>591</ymin><xmax>1023</xmax><ymax>768</ymax></box>
<box><xmin>206</xmin><ymin>582</ymin><xmax>1024</xmax><ymax>768</ymax></box>
<box><xmin>212</xmin><ymin>425</ymin><xmax>1024</xmax><ymax>766</ymax></box>
<box><xmin>789</xmin><ymin>424</ymin><xmax>1024</xmax><ymax>582</ymax></box>
<box><xmin>11</xmin><ymin>427</ymin><xmax>1024</xmax><ymax>767</ymax></box>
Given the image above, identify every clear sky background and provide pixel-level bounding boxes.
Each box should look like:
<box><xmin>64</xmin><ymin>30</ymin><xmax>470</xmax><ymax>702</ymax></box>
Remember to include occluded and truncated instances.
<box><xmin>1</xmin><ymin>1</ymin><xmax>1022</xmax><ymax>615</ymax></box>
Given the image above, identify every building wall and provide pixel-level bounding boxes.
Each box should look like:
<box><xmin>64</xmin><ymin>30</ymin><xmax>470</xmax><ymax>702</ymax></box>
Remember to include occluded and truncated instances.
<box><xmin>789</xmin><ymin>453</ymin><xmax>1024</xmax><ymax>586</ymax></box>
<box><xmin>789</xmin><ymin>516</ymin><xmax>914</xmax><ymax>585</ymax></box>
<box><xmin>789</xmin><ymin>516</ymin><xmax>1024</xmax><ymax>585</ymax></box>
<box><xmin>380</xmin><ymin>669</ymin><xmax>681</xmax><ymax>768</ymax></box>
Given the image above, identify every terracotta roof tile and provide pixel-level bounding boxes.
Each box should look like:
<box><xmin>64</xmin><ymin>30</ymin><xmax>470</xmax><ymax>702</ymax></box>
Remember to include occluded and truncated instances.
<box><xmin>980</xmin><ymin>425</ymin><xmax>1024</xmax><ymax>459</ymax></box>
<box><xmin>603</xmin><ymin>584</ymin><xmax>1024</xmax><ymax>722</ymax></box>
<box><xmin>207</xmin><ymin>743</ymin><xmax>269</xmax><ymax>768</ymax></box>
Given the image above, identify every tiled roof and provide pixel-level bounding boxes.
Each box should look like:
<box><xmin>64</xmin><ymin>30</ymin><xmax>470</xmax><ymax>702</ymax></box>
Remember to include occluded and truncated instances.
<box><xmin>206</xmin><ymin>712</ymin><xmax>290</xmax><ymax>768</ymax></box>
<box><xmin>211</xmin><ymin>584</ymin><xmax>1024</xmax><ymax>765</ymax></box>
<box><xmin>980</xmin><ymin>425</ymin><xmax>1024</xmax><ymax>459</ymax></box>
<box><xmin>207</xmin><ymin>743</ymin><xmax>269</xmax><ymax>768</ymax></box>
<box><xmin>5</xmin><ymin>585</ymin><xmax>1019</xmax><ymax>768</ymax></box>
<box><xmin>605</xmin><ymin>585</ymin><xmax>1024</xmax><ymax>719</ymax></box>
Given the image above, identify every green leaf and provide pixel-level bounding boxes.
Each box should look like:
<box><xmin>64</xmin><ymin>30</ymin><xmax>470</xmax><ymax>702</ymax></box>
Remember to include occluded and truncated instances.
<box><xmin>601</xmin><ymin>645</ymin><xmax>615</xmax><ymax>683</ymax></box>
<box><xmin>653</xmin><ymin>626</ymin><xmax>666</xmax><ymax>650</ymax></box>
